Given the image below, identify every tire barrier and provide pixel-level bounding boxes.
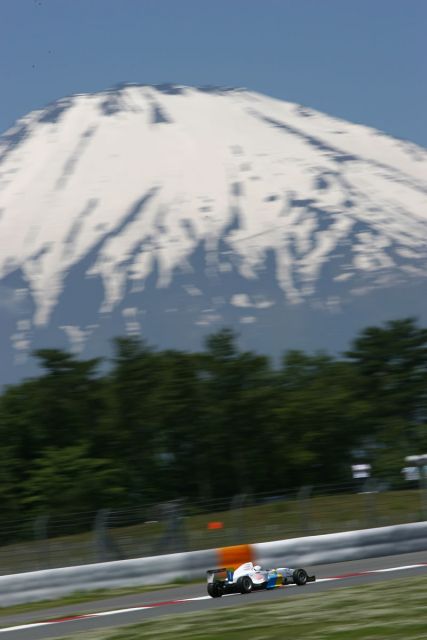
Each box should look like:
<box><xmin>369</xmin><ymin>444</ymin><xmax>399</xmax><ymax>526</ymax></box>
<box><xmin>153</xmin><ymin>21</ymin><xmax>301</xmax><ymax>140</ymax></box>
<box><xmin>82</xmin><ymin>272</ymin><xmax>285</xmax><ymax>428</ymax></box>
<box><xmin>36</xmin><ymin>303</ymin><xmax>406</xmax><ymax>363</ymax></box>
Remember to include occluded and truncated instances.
<box><xmin>1</xmin><ymin>521</ymin><xmax>426</xmax><ymax>606</ymax></box>
<box><xmin>218</xmin><ymin>544</ymin><xmax>253</xmax><ymax>570</ymax></box>
<box><xmin>0</xmin><ymin>548</ymin><xmax>217</xmax><ymax>607</ymax></box>
<box><xmin>253</xmin><ymin>521</ymin><xmax>427</xmax><ymax>567</ymax></box>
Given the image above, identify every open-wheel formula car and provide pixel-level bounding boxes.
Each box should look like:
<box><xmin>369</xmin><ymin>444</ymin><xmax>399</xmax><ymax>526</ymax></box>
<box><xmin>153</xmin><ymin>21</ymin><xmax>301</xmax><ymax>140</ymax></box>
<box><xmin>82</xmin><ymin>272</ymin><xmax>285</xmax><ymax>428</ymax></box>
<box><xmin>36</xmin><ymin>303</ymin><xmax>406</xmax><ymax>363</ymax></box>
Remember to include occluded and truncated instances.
<box><xmin>207</xmin><ymin>561</ymin><xmax>315</xmax><ymax>597</ymax></box>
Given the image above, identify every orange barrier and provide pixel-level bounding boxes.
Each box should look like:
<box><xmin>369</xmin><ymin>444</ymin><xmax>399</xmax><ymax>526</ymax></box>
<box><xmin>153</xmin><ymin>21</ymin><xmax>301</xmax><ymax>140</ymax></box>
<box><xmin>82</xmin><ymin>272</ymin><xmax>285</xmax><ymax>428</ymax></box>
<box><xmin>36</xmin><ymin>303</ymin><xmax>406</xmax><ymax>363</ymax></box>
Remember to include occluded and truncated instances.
<box><xmin>218</xmin><ymin>544</ymin><xmax>253</xmax><ymax>569</ymax></box>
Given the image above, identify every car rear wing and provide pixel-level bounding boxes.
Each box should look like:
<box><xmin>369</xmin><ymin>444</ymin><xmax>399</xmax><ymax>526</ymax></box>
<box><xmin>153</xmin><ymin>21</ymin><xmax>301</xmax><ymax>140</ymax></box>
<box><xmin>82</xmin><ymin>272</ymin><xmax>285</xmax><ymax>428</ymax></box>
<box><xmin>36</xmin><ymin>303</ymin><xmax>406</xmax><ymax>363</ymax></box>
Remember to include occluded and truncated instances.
<box><xmin>207</xmin><ymin>568</ymin><xmax>227</xmax><ymax>575</ymax></box>
<box><xmin>206</xmin><ymin>567</ymin><xmax>229</xmax><ymax>583</ymax></box>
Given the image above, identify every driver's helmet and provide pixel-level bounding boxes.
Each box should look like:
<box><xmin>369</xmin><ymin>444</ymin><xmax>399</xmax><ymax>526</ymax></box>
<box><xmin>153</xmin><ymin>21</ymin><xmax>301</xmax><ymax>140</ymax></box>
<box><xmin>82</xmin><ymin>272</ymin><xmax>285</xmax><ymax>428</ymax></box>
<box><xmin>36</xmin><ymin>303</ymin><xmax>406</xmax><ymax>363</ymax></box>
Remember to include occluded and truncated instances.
<box><xmin>253</xmin><ymin>565</ymin><xmax>262</xmax><ymax>571</ymax></box>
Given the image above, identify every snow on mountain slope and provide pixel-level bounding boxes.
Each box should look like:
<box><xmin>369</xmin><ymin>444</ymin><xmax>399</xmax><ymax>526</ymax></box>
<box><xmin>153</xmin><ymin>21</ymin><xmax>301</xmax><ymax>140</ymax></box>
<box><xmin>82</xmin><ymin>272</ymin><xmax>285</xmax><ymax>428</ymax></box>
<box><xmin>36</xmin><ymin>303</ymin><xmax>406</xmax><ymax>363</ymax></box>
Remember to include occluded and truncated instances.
<box><xmin>0</xmin><ymin>84</ymin><xmax>426</xmax><ymax>371</ymax></box>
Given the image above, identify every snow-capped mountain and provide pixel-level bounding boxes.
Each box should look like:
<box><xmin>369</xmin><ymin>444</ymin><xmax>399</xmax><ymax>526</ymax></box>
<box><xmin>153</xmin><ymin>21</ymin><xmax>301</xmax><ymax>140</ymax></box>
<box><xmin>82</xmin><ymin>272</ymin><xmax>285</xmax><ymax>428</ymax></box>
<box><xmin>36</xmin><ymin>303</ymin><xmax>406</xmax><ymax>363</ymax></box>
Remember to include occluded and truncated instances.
<box><xmin>1</xmin><ymin>84</ymin><xmax>427</xmax><ymax>383</ymax></box>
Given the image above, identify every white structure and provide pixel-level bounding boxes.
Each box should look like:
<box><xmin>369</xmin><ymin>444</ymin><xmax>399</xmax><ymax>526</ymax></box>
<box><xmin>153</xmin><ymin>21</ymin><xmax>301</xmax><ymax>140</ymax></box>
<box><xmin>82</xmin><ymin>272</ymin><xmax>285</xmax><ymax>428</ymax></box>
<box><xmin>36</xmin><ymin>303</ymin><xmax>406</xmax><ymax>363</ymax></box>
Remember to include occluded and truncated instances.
<box><xmin>351</xmin><ymin>464</ymin><xmax>371</xmax><ymax>479</ymax></box>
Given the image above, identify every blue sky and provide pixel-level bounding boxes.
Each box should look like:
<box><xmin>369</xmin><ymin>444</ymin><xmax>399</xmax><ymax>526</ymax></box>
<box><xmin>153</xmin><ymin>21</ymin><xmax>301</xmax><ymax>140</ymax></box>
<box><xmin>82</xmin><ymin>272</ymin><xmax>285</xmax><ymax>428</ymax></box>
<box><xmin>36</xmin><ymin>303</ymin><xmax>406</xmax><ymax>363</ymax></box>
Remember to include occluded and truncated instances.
<box><xmin>1</xmin><ymin>0</ymin><xmax>426</xmax><ymax>146</ymax></box>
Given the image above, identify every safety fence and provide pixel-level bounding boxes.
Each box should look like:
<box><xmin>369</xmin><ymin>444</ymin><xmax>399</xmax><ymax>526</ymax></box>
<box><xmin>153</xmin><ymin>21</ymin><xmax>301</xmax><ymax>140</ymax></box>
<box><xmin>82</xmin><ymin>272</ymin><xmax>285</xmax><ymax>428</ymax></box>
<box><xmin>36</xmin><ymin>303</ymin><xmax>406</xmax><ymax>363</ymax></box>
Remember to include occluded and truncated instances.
<box><xmin>1</xmin><ymin>521</ymin><xmax>427</xmax><ymax>606</ymax></box>
<box><xmin>0</xmin><ymin>480</ymin><xmax>425</xmax><ymax>576</ymax></box>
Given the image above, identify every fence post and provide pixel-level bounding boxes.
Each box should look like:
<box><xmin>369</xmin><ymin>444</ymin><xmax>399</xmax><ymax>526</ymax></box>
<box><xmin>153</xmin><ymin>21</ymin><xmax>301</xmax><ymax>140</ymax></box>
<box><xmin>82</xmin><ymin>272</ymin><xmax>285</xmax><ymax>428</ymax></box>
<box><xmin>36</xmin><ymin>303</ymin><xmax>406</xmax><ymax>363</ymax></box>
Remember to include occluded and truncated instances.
<box><xmin>230</xmin><ymin>494</ymin><xmax>248</xmax><ymax>545</ymax></box>
<box><xmin>362</xmin><ymin>478</ymin><xmax>378</xmax><ymax>527</ymax></box>
<box><xmin>155</xmin><ymin>499</ymin><xmax>187</xmax><ymax>554</ymax></box>
<box><xmin>93</xmin><ymin>509</ymin><xmax>121</xmax><ymax>562</ymax></box>
<box><xmin>421</xmin><ymin>464</ymin><xmax>427</xmax><ymax>521</ymax></box>
<box><xmin>297</xmin><ymin>485</ymin><xmax>313</xmax><ymax>534</ymax></box>
<box><xmin>33</xmin><ymin>515</ymin><xmax>50</xmax><ymax>570</ymax></box>
<box><xmin>404</xmin><ymin>455</ymin><xmax>427</xmax><ymax>521</ymax></box>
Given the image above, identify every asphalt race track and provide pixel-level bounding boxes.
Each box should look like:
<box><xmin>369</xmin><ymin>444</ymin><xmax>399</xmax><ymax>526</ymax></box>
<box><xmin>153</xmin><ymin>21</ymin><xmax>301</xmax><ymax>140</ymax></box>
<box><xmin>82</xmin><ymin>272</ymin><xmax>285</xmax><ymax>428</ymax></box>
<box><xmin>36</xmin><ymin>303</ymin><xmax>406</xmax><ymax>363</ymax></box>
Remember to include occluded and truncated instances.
<box><xmin>1</xmin><ymin>551</ymin><xmax>426</xmax><ymax>639</ymax></box>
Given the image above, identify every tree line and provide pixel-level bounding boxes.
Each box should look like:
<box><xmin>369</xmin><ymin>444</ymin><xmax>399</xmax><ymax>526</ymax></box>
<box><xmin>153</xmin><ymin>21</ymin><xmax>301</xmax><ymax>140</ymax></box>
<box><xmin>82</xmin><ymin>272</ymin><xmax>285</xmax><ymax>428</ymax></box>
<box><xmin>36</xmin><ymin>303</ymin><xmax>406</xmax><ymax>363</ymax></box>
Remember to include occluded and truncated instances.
<box><xmin>0</xmin><ymin>318</ymin><xmax>426</xmax><ymax>535</ymax></box>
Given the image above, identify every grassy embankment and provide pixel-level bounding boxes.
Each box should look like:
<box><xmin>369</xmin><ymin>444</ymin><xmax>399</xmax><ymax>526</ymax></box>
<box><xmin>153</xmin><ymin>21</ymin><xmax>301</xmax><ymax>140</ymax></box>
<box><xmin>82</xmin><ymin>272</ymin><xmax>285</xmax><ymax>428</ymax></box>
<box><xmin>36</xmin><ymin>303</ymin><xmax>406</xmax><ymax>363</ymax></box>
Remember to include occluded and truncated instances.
<box><xmin>63</xmin><ymin>575</ymin><xmax>427</xmax><ymax>640</ymax></box>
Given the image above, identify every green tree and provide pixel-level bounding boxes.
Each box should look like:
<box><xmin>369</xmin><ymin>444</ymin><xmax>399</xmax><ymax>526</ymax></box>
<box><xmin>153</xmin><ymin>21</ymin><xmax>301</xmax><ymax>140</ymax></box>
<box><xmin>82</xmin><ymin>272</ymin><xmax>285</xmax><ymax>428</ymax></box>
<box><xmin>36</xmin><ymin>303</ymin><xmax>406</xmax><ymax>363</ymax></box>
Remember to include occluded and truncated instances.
<box><xmin>107</xmin><ymin>337</ymin><xmax>166</xmax><ymax>502</ymax></box>
<box><xmin>0</xmin><ymin>350</ymin><xmax>108</xmax><ymax>523</ymax></box>
<box><xmin>24</xmin><ymin>442</ymin><xmax>124</xmax><ymax>519</ymax></box>
<box><xmin>201</xmin><ymin>329</ymin><xmax>278</xmax><ymax>496</ymax></box>
<box><xmin>154</xmin><ymin>350</ymin><xmax>208</xmax><ymax>499</ymax></box>
<box><xmin>275</xmin><ymin>351</ymin><xmax>367</xmax><ymax>487</ymax></box>
<box><xmin>346</xmin><ymin>318</ymin><xmax>427</xmax><ymax>478</ymax></box>
<box><xmin>31</xmin><ymin>349</ymin><xmax>104</xmax><ymax>448</ymax></box>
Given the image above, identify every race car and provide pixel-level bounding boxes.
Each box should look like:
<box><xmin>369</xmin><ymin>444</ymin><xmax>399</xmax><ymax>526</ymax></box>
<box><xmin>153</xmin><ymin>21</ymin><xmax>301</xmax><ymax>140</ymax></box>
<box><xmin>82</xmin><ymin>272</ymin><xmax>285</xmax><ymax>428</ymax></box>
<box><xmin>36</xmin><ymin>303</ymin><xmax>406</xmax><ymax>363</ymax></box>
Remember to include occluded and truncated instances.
<box><xmin>207</xmin><ymin>561</ymin><xmax>315</xmax><ymax>597</ymax></box>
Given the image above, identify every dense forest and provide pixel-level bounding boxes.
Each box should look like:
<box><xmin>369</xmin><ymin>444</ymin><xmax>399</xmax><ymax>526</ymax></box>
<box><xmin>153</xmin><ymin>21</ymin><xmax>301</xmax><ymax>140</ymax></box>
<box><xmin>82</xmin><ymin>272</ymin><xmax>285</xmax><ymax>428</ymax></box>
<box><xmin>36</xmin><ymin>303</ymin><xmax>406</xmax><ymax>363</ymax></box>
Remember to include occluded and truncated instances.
<box><xmin>0</xmin><ymin>318</ymin><xmax>426</xmax><ymax>531</ymax></box>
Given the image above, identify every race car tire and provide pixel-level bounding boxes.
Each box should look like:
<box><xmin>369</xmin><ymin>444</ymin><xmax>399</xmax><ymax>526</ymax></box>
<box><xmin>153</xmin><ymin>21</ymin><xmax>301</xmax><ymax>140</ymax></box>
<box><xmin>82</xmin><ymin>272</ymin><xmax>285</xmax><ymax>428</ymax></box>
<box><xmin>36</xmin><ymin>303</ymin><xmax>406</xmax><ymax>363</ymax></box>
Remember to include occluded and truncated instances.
<box><xmin>237</xmin><ymin>575</ymin><xmax>253</xmax><ymax>594</ymax></box>
<box><xmin>293</xmin><ymin>568</ymin><xmax>308</xmax><ymax>586</ymax></box>
<box><xmin>207</xmin><ymin>583</ymin><xmax>223</xmax><ymax>598</ymax></box>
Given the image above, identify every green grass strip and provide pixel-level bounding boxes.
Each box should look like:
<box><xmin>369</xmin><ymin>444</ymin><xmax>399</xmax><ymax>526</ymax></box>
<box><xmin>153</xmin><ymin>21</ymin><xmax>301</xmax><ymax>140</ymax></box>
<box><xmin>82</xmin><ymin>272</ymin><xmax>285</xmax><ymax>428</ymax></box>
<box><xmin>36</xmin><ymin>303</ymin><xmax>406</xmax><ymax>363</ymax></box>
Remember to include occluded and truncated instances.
<box><xmin>63</xmin><ymin>575</ymin><xmax>427</xmax><ymax>640</ymax></box>
<box><xmin>0</xmin><ymin>579</ymin><xmax>195</xmax><ymax>617</ymax></box>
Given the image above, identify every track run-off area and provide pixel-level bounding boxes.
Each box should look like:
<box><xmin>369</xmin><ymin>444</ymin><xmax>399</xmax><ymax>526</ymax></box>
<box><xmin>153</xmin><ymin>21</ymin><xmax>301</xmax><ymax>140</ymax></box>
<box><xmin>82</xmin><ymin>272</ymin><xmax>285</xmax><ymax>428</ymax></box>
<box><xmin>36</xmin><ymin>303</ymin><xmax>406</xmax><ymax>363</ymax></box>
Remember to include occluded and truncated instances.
<box><xmin>1</xmin><ymin>552</ymin><xmax>426</xmax><ymax>639</ymax></box>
